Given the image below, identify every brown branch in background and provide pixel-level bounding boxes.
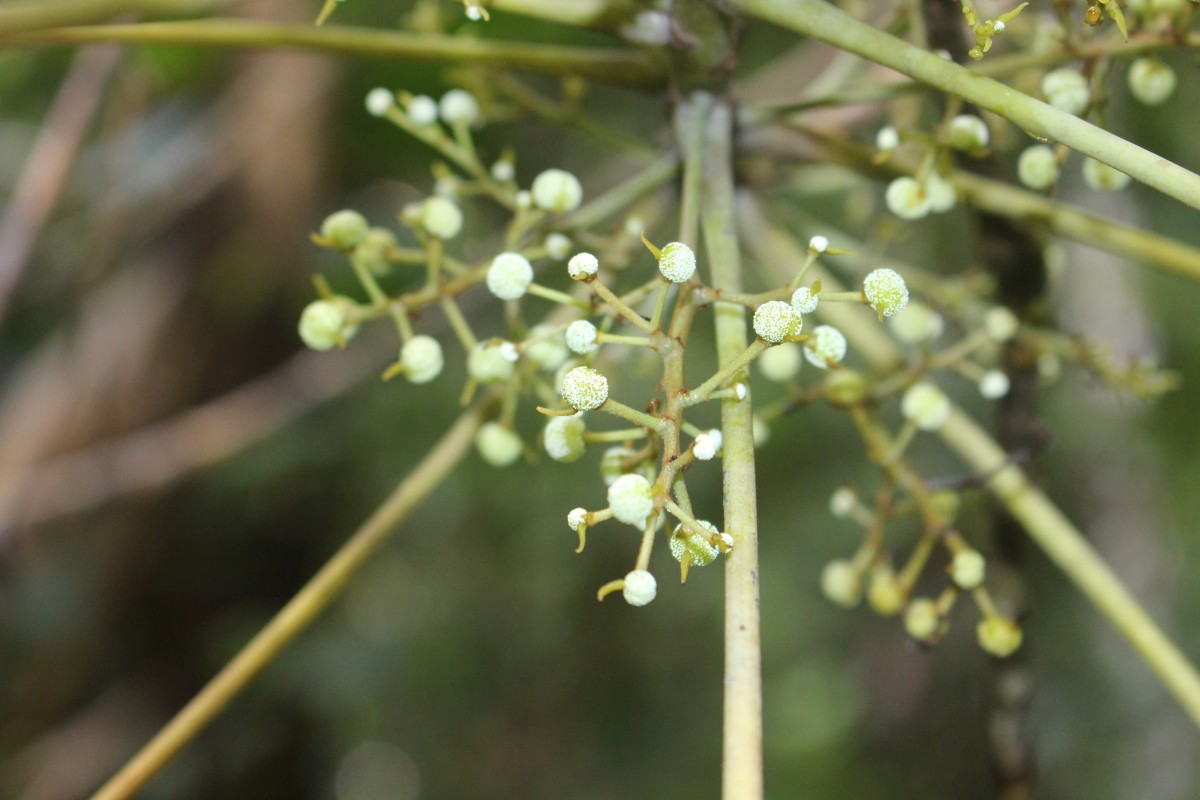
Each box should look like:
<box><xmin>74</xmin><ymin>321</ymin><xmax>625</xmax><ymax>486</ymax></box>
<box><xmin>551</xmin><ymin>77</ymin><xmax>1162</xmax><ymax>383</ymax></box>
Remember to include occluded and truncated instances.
<box><xmin>0</xmin><ymin>42</ymin><xmax>122</xmax><ymax>324</ymax></box>
<box><xmin>0</xmin><ymin>341</ymin><xmax>379</xmax><ymax>544</ymax></box>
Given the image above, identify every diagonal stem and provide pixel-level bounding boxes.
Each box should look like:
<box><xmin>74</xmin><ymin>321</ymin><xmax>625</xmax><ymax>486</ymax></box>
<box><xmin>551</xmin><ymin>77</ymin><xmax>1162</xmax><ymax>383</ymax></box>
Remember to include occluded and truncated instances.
<box><xmin>88</xmin><ymin>400</ymin><xmax>492</xmax><ymax>800</ymax></box>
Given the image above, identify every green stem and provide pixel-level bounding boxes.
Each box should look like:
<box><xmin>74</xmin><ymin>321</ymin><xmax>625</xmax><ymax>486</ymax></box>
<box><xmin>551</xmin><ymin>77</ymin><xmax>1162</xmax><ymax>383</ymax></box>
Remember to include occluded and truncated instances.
<box><xmin>0</xmin><ymin>0</ymin><xmax>227</xmax><ymax>35</ymax></box>
<box><xmin>732</xmin><ymin>0</ymin><xmax>1200</xmax><ymax>212</ymax></box>
<box><xmin>88</xmin><ymin>402</ymin><xmax>491</xmax><ymax>800</ymax></box>
<box><xmin>685</xmin><ymin>339</ymin><xmax>769</xmax><ymax>406</ymax></box>
<box><xmin>938</xmin><ymin>407</ymin><xmax>1200</xmax><ymax>727</ymax></box>
<box><xmin>525</xmin><ymin>282</ymin><xmax>591</xmax><ymax>309</ymax></box>
<box><xmin>4</xmin><ymin>19</ymin><xmax>666</xmax><ymax>87</ymax></box>
<box><xmin>701</xmin><ymin>97</ymin><xmax>764</xmax><ymax>800</ymax></box>
<box><xmin>600</xmin><ymin>397</ymin><xmax>668</xmax><ymax>434</ymax></box>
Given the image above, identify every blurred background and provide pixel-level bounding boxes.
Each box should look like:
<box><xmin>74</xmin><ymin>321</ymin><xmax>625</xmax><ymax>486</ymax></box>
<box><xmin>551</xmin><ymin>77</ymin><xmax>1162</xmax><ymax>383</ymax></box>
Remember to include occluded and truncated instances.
<box><xmin>1</xmin><ymin>1</ymin><xmax>1199</xmax><ymax>798</ymax></box>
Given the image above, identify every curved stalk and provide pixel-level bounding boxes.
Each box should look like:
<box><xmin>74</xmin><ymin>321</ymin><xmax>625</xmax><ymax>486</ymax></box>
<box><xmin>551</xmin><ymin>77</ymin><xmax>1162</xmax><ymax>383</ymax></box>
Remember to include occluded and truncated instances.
<box><xmin>89</xmin><ymin>402</ymin><xmax>491</xmax><ymax>800</ymax></box>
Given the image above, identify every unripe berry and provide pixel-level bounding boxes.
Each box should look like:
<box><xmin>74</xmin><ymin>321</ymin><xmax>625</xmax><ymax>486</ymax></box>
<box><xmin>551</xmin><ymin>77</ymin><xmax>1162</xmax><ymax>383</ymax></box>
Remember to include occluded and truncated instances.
<box><xmin>405</xmin><ymin>95</ymin><xmax>439</xmax><ymax>126</ymax></box>
<box><xmin>298</xmin><ymin>300</ymin><xmax>345</xmax><ymax>351</ymax></box>
<box><xmin>320</xmin><ymin>209</ymin><xmax>368</xmax><ymax>250</ymax></box>
<box><xmin>401</xmin><ymin>335</ymin><xmax>444</xmax><ymax>384</ymax></box>
<box><xmin>607</xmin><ymin>473</ymin><xmax>654</xmax><ymax>528</ymax></box>
<box><xmin>670</xmin><ymin>520</ymin><xmax>720</xmax><ymax>567</ymax></box>
<box><xmin>820</xmin><ymin>559</ymin><xmax>862</xmax><ymax>608</ymax></box>
<box><xmin>1082</xmin><ymin>157</ymin><xmax>1131</xmax><ymax>192</ymax></box>
<box><xmin>885</xmin><ymin>176</ymin><xmax>931</xmax><ymax>220</ymax></box>
<box><xmin>561</xmin><ymin>366</ymin><xmax>608</xmax><ymax>410</ymax></box>
<box><xmin>950</xmin><ymin>549</ymin><xmax>987</xmax><ymax>589</ymax></box>
<box><xmin>420</xmin><ymin>196</ymin><xmax>463</xmax><ymax>240</ymax></box>
<box><xmin>600</xmin><ymin>446</ymin><xmax>653</xmax><ymax>486</ymax></box>
<box><xmin>475</xmin><ymin>422</ymin><xmax>523</xmax><ymax>466</ymax></box>
<box><xmin>468</xmin><ymin>341</ymin><xmax>517</xmax><ymax>383</ymax></box>
<box><xmin>1042</xmin><ymin>68</ymin><xmax>1090</xmax><ymax>115</ymax></box>
<box><xmin>1017</xmin><ymin>145</ymin><xmax>1060</xmax><ymax>190</ymax></box>
<box><xmin>438</xmin><ymin>89</ymin><xmax>479</xmax><ymax>125</ymax></box>
<box><xmin>544</xmin><ymin>414</ymin><xmax>586</xmax><ymax>462</ymax></box>
<box><xmin>567</xmin><ymin>252</ymin><xmax>599</xmax><ymax>280</ymax></box>
<box><xmin>565</xmin><ymin>320</ymin><xmax>599</xmax><ymax>355</ymax></box>
<box><xmin>904</xmin><ymin>598</ymin><xmax>941</xmax><ymax>640</ymax></box>
<box><xmin>365</xmin><ymin>87</ymin><xmax>394</xmax><ymax>118</ymax></box>
<box><xmin>1128</xmin><ymin>57</ymin><xmax>1176</xmax><ymax>105</ymax></box>
<box><xmin>977</xmin><ymin>616</ymin><xmax>1023</xmax><ymax>657</ymax></box>
<box><xmin>790</xmin><ymin>286</ymin><xmax>819</xmax><ymax>315</ymax></box>
<box><xmin>946</xmin><ymin>114</ymin><xmax>990</xmax><ymax>150</ymax></box>
<box><xmin>752</xmin><ymin>300</ymin><xmax>803</xmax><ymax>344</ymax></box>
<box><xmin>804</xmin><ymin>325</ymin><xmax>847</xmax><ymax>369</ymax></box>
<box><xmin>530</xmin><ymin>168</ymin><xmax>583</xmax><ymax>213</ymax></box>
<box><xmin>863</xmin><ymin>268</ymin><xmax>910</xmax><ymax>318</ymax></box>
<box><xmin>657</xmin><ymin>241</ymin><xmax>697</xmax><ymax>283</ymax></box>
<box><xmin>901</xmin><ymin>382</ymin><xmax>951</xmax><ymax>431</ymax></box>
<box><xmin>622</xmin><ymin>569</ymin><xmax>657</xmax><ymax>606</ymax></box>
<box><xmin>757</xmin><ymin>343</ymin><xmax>802</xmax><ymax>383</ymax></box>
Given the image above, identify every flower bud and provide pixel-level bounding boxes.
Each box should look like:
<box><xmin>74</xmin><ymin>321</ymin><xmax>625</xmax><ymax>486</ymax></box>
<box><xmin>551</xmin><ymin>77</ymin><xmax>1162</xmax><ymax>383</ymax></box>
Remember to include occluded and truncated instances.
<box><xmin>670</xmin><ymin>520</ymin><xmax>720</xmax><ymax>567</ymax></box>
<box><xmin>946</xmin><ymin>114</ymin><xmax>990</xmax><ymax>150</ymax></box>
<box><xmin>804</xmin><ymin>325</ymin><xmax>847</xmax><ymax>369</ymax></box>
<box><xmin>475</xmin><ymin>422</ymin><xmax>523</xmax><ymax>466</ymax></box>
<box><xmin>809</xmin><ymin>235</ymin><xmax>829</xmax><ymax>254</ymax></box>
<box><xmin>824</xmin><ymin>369</ymin><xmax>868</xmax><ymax>407</ymax></box>
<box><xmin>524</xmin><ymin>324</ymin><xmax>569</xmax><ymax>372</ymax></box>
<box><xmin>561</xmin><ymin>366</ymin><xmax>608</xmax><ymax>410</ymax></box>
<box><xmin>863</xmin><ymin>268</ymin><xmax>909</xmax><ymax>318</ymax></box>
<box><xmin>1042</xmin><ymin>68</ymin><xmax>1090</xmax><ymax>115</ymax></box>
<box><xmin>692</xmin><ymin>433</ymin><xmax>718</xmax><ymax>461</ymax></box>
<box><xmin>979</xmin><ymin>370</ymin><xmax>1011</xmax><ymax>399</ymax></box>
<box><xmin>545</xmin><ymin>232</ymin><xmax>572</xmax><ymax>260</ymax></box>
<box><xmin>884</xmin><ymin>176</ymin><xmax>931</xmax><ymax>220</ymax></box>
<box><xmin>757</xmin><ymin>343</ymin><xmax>802</xmax><ymax>383</ymax></box>
<box><xmin>406</xmin><ymin>95</ymin><xmax>439</xmax><ymax>126</ymax></box>
<box><xmin>622</xmin><ymin>569</ymin><xmax>657</xmax><ymax>606</ymax></box>
<box><xmin>790</xmin><ymin>286</ymin><xmax>819</xmax><ymax>315</ymax></box>
<box><xmin>567</xmin><ymin>252</ymin><xmax>599</xmax><ymax>280</ymax></box>
<box><xmin>420</xmin><ymin>196</ymin><xmax>463</xmax><ymax>240</ymax></box>
<box><xmin>752</xmin><ymin>300</ymin><xmax>803</xmax><ymax>344</ymax></box>
<box><xmin>401</xmin><ymin>335</ymin><xmax>445</xmax><ymax>384</ymax></box>
<box><xmin>355</xmin><ymin>227</ymin><xmax>398</xmax><ymax>275</ymax></box>
<box><xmin>924</xmin><ymin>173</ymin><xmax>957</xmax><ymax>213</ymax></box>
<box><xmin>1017</xmin><ymin>145</ymin><xmax>1059</xmax><ymax>191</ymax></box>
<box><xmin>468</xmin><ymin>341</ymin><xmax>517</xmax><ymax>383</ymax></box>
<box><xmin>821</xmin><ymin>559</ymin><xmax>862</xmax><ymax>608</ymax></box>
<box><xmin>984</xmin><ymin>307</ymin><xmax>1019</xmax><ymax>342</ymax></box>
<box><xmin>977</xmin><ymin>616</ymin><xmax>1023</xmax><ymax>657</ymax></box>
<box><xmin>530</xmin><ymin>168</ymin><xmax>583</xmax><ymax>213</ymax></box>
<box><xmin>486</xmin><ymin>252</ymin><xmax>534</xmax><ymax>300</ymax></box>
<box><xmin>1082</xmin><ymin>158</ymin><xmax>1131</xmax><ymax>192</ymax></box>
<box><xmin>950</xmin><ymin>549</ymin><xmax>987</xmax><ymax>589</ymax></box>
<box><xmin>320</xmin><ymin>209</ymin><xmax>368</xmax><ymax>250</ymax></box>
<box><xmin>889</xmin><ymin>300</ymin><xmax>943</xmax><ymax>343</ymax></box>
<box><xmin>565</xmin><ymin>320</ymin><xmax>599</xmax><ymax>355</ymax></box>
<box><xmin>657</xmin><ymin>241</ymin><xmax>697</xmax><ymax>283</ymax></box>
<box><xmin>544</xmin><ymin>414</ymin><xmax>586</xmax><ymax>462</ymax></box>
<box><xmin>901</xmin><ymin>382</ymin><xmax>951</xmax><ymax>431</ymax></box>
<box><xmin>1128</xmin><ymin>57</ymin><xmax>1176</xmax><ymax>105</ymax></box>
<box><xmin>607</xmin><ymin>473</ymin><xmax>654</xmax><ymax>528</ymax></box>
<box><xmin>438</xmin><ymin>89</ymin><xmax>479</xmax><ymax>125</ymax></box>
<box><xmin>875</xmin><ymin>125</ymin><xmax>900</xmax><ymax>152</ymax></box>
<box><xmin>567</xmin><ymin>507</ymin><xmax>587</xmax><ymax>531</ymax></box>
<box><xmin>600</xmin><ymin>446</ymin><xmax>653</xmax><ymax>486</ymax></box>
<box><xmin>904</xmin><ymin>598</ymin><xmax>941</xmax><ymax>640</ymax></box>
<box><xmin>298</xmin><ymin>300</ymin><xmax>346</xmax><ymax>351</ymax></box>
<box><xmin>867</xmin><ymin>566</ymin><xmax>905</xmax><ymax>616</ymax></box>
<box><xmin>829</xmin><ymin>487</ymin><xmax>857</xmax><ymax>518</ymax></box>
<box><xmin>365</xmin><ymin>87</ymin><xmax>394</xmax><ymax>118</ymax></box>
